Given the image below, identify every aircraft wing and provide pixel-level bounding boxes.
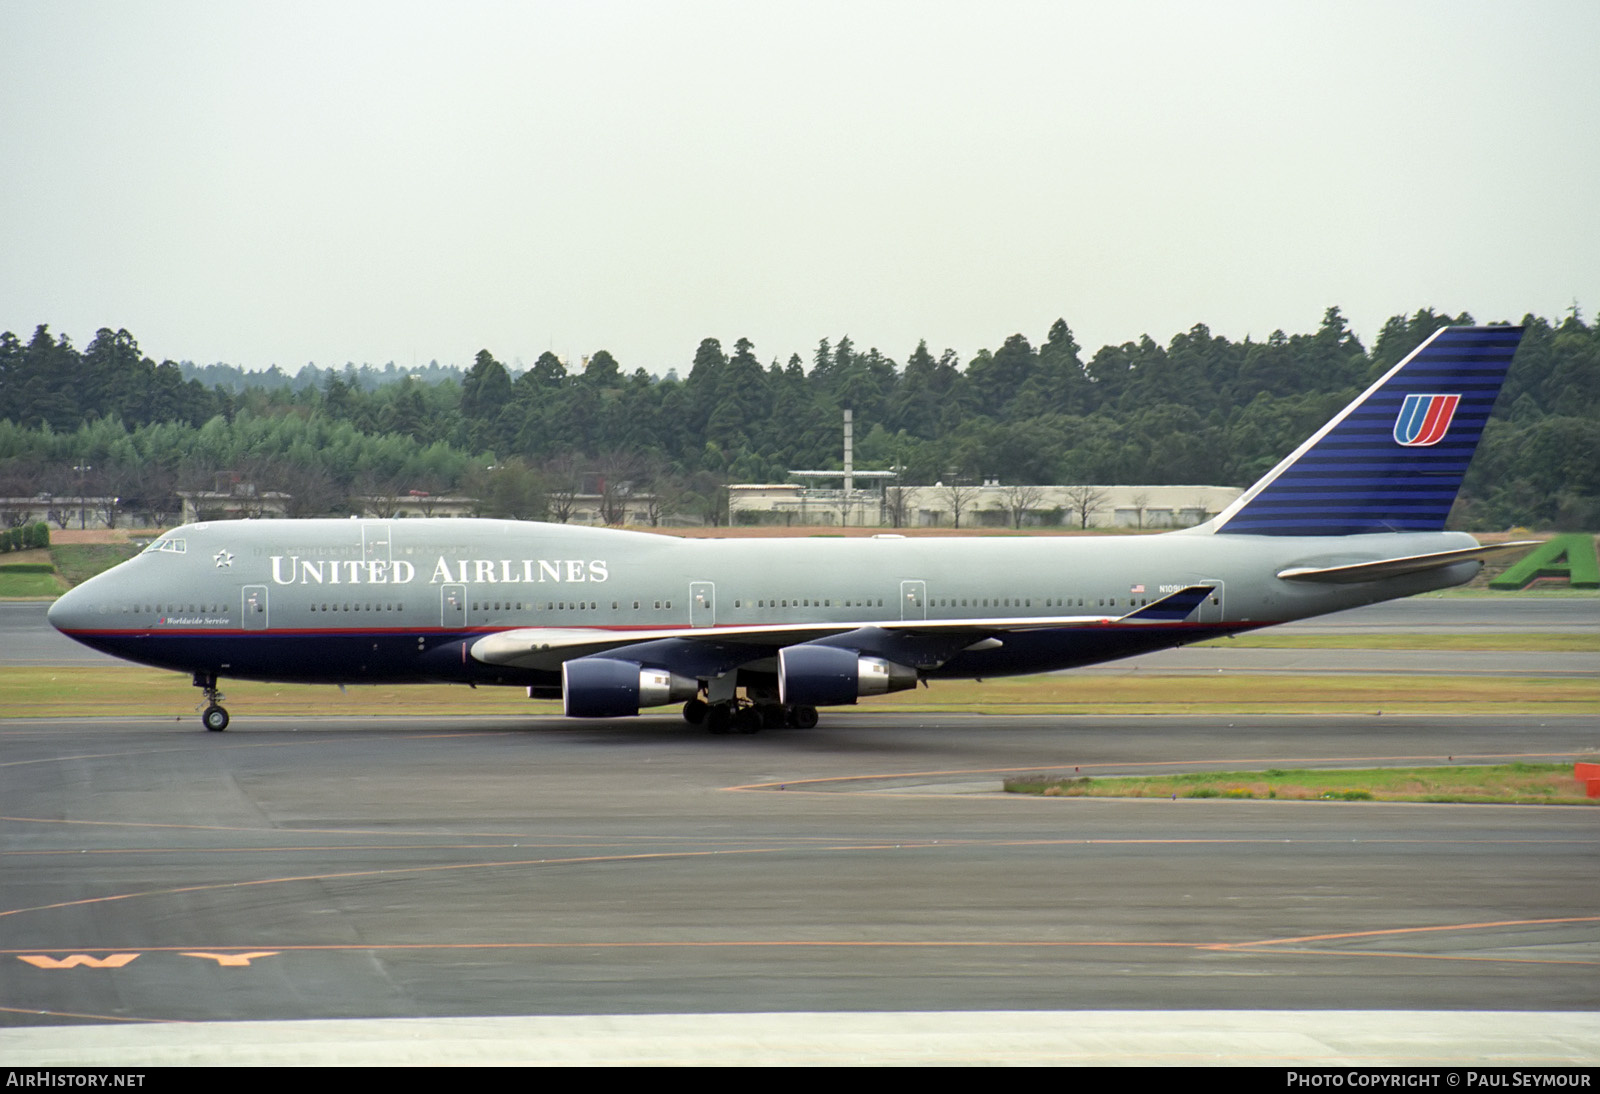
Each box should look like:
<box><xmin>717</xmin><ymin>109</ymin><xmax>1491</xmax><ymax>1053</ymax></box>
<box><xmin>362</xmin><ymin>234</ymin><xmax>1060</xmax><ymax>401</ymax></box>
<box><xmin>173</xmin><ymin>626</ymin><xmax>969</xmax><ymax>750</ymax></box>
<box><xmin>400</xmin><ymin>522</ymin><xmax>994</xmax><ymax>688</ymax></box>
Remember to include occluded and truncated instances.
<box><xmin>469</xmin><ymin>584</ymin><xmax>1219</xmax><ymax>674</ymax></box>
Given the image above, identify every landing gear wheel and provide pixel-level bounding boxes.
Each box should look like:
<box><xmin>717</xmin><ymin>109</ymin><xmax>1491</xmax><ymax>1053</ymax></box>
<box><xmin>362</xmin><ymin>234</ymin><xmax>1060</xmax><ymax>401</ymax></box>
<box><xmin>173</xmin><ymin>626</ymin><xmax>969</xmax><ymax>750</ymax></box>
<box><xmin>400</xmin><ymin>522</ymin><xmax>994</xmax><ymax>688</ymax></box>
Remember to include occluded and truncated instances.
<box><xmin>705</xmin><ymin>704</ymin><xmax>732</xmax><ymax>735</ymax></box>
<box><xmin>789</xmin><ymin>706</ymin><xmax>819</xmax><ymax>729</ymax></box>
<box><xmin>193</xmin><ymin>672</ymin><xmax>229</xmax><ymax>732</ymax></box>
<box><xmin>733</xmin><ymin>706</ymin><xmax>762</xmax><ymax>735</ymax></box>
<box><xmin>682</xmin><ymin>698</ymin><xmax>708</xmax><ymax>726</ymax></box>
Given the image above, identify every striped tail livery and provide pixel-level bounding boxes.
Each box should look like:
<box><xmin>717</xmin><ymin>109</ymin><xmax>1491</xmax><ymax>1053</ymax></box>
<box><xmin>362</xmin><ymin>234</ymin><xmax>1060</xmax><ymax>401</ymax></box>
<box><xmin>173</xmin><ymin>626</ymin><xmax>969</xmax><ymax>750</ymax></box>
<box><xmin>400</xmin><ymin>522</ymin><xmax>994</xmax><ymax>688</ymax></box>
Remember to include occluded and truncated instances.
<box><xmin>1209</xmin><ymin>325</ymin><xmax>1523</xmax><ymax>536</ymax></box>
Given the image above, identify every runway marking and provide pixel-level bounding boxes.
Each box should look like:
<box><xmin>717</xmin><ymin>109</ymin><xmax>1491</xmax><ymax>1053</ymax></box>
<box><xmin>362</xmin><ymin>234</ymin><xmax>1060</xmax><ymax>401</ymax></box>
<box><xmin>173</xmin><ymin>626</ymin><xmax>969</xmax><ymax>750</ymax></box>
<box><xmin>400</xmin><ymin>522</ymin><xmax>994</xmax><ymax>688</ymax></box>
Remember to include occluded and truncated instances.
<box><xmin>4</xmin><ymin>923</ymin><xmax>1595</xmax><ymax>967</ymax></box>
<box><xmin>5</xmin><ymin>942</ymin><xmax>1208</xmax><ymax>956</ymax></box>
<box><xmin>0</xmin><ymin>729</ymin><xmax>511</xmax><ymax>770</ymax></box>
<box><xmin>7</xmin><ymin>838</ymin><xmax>1587</xmax><ymax>856</ymax></box>
<box><xmin>729</xmin><ymin>751</ymin><xmax>1593</xmax><ymax>792</ymax></box>
<box><xmin>181</xmin><ymin>951</ymin><xmax>280</xmax><ymax>966</ymax></box>
<box><xmin>1216</xmin><ymin>916</ymin><xmax>1600</xmax><ymax>949</ymax></box>
<box><xmin>17</xmin><ymin>954</ymin><xmax>139</xmax><ymax>968</ymax></box>
<box><xmin>0</xmin><ymin>844</ymin><xmax>964</xmax><ymax>919</ymax></box>
<box><xmin>0</xmin><ymin>814</ymin><xmax>674</xmax><ymax>839</ymax></box>
<box><xmin>0</xmin><ymin>815</ymin><xmax>896</xmax><ymax>845</ymax></box>
<box><xmin>2</xmin><ymin>839</ymin><xmax>1594</xmax><ymax>917</ymax></box>
<box><xmin>0</xmin><ymin>1003</ymin><xmax>181</xmax><ymax>1024</ymax></box>
<box><xmin>1220</xmin><ymin>948</ymin><xmax>1600</xmax><ymax>968</ymax></box>
<box><xmin>4</xmin><ymin>842</ymin><xmax>691</xmax><ymax>855</ymax></box>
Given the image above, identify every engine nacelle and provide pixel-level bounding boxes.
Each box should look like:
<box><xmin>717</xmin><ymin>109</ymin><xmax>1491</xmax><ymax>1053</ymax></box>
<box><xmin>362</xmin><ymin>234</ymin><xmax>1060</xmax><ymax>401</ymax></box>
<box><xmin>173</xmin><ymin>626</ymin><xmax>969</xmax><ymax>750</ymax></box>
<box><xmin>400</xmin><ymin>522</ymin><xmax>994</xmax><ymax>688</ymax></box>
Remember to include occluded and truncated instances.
<box><xmin>562</xmin><ymin>658</ymin><xmax>698</xmax><ymax>718</ymax></box>
<box><xmin>777</xmin><ymin>645</ymin><xmax>917</xmax><ymax>708</ymax></box>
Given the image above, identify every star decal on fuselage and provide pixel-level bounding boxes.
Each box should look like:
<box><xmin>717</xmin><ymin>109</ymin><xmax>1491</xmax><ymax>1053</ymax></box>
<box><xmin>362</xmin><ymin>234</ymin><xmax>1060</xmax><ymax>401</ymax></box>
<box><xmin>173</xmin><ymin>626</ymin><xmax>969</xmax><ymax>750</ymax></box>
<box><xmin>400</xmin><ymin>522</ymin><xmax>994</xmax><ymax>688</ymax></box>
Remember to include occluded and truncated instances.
<box><xmin>214</xmin><ymin>549</ymin><xmax>234</xmax><ymax>569</ymax></box>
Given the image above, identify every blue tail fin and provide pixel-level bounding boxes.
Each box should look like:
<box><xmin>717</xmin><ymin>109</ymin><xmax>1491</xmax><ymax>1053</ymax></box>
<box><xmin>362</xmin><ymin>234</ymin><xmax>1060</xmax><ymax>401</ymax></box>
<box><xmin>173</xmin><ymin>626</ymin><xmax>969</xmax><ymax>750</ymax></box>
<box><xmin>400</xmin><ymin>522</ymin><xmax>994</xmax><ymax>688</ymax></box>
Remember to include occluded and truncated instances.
<box><xmin>1210</xmin><ymin>325</ymin><xmax>1523</xmax><ymax>536</ymax></box>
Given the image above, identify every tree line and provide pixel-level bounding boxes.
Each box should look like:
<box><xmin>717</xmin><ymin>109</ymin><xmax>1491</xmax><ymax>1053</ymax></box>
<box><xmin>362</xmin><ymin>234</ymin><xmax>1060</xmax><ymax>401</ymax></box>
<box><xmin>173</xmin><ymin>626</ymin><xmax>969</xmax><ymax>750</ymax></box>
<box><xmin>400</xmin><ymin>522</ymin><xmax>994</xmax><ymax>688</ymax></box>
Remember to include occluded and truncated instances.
<box><xmin>1</xmin><ymin>306</ymin><xmax>1595</xmax><ymax>530</ymax></box>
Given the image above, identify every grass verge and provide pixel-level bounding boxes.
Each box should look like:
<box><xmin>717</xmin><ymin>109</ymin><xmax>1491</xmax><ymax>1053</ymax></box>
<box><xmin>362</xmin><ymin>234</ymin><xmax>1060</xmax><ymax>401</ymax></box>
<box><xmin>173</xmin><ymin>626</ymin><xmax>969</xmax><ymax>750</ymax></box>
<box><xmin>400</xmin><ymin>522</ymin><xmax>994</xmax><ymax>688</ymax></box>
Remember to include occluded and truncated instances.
<box><xmin>1005</xmin><ymin>763</ymin><xmax>1595</xmax><ymax>805</ymax></box>
<box><xmin>49</xmin><ymin>543</ymin><xmax>141</xmax><ymax>586</ymax></box>
<box><xmin>3</xmin><ymin>666</ymin><xmax>1594</xmax><ymax>720</ymax></box>
<box><xmin>0</xmin><ymin>571</ymin><xmax>66</xmax><ymax>597</ymax></box>
<box><xmin>1192</xmin><ymin>633</ymin><xmax>1599</xmax><ymax>652</ymax></box>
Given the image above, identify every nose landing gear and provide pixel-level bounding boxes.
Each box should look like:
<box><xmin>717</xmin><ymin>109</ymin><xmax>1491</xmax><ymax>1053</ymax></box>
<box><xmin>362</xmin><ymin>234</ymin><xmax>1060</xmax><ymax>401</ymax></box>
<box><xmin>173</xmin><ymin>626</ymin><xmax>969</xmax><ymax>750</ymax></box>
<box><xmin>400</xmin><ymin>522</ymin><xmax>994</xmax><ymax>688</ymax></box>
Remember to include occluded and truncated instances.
<box><xmin>193</xmin><ymin>672</ymin><xmax>229</xmax><ymax>732</ymax></box>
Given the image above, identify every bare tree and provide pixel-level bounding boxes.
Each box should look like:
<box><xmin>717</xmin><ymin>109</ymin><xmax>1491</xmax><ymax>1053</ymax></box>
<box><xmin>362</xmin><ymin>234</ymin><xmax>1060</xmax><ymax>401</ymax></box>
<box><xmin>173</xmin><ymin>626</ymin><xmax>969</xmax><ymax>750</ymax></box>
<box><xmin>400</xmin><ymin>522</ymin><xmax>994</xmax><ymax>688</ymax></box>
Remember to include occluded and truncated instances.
<box><xmin>688</xmin><ymin>470</ymin><xmax>728</xmax><ymax>527</ymax></box>
<box><xmin>543</xmin><ymin>452</ymin><xmax>582</xmax><ymax>524</ymax></box>
<box><xmin>1063</xmin><ymin>484</ymin><xmax>1109</xmax><ymax>529</ymax></box>
<box><xmin>1129</xmin><ymin>490</ymin><xmax>1151</xmax><ymax>530</ymax></box>
<box><xmin>637</xmin><ymin>466</ymin><xmax>684</xmax><ymax>527</ymax></box>
<box><xmin>88</xmin><ymin>465</ymin><xmax>131</xmax><ymax>529</ymax></box>
<box><xmin>999</xmin><ymin>483</ymin><xmax>1046</xmax><ymax>529</ymax></box>
<box><xmin>595</xmin><ymin>450</ymin><xmax>640</xmax><ymax>527</ymax></box>
<box><xmin>221</xmin><ymin>458</ymin><xmax>280</xmax><ymax>519</ymax></box>
<box><xmin>884</xmin><ymin>485</ymin><xmax>919</xmax><ymax>528</ymax></box>
<box><xmin>0</xmin><ymin>462</ymin><xmax>41</xmax><ymax>529</ymax></box>
<box><xmin>409</xmin><ymin>476</ymin><xmax>449</xmax><ymax>518</ymax></box>
<box><xmin>356</xmin><ymin>471</ymin><xmax>405</xmax><ymax>519</ymax></box>
<box><xmin>120</xmin><ymin>462</ymin><xmax>180</xmax><ymax>528</ymax></box>
<box><xmin>275</xmin><ymin>463</ymin><xmax>344</xmax><ymax>519</ymax></box>
<box><xmin>40</xmin><ymin>465</ymin><xmax>82</xmax><ymax>529</ymax></box>
<box><xmin>937</xmin><ymin>482</ymin><xmax>979</xmax><ymax>529</ymax></box>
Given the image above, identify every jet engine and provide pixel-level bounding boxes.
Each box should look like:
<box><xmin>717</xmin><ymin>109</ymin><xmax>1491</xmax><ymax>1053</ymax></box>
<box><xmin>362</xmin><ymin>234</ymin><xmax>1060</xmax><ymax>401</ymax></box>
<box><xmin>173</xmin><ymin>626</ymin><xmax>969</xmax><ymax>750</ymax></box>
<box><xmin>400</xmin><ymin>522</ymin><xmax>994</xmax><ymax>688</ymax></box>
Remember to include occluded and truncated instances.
<box><xmin>561</xmin><ymin>657</ymin><xmax>698</xmax><ymax>718</ymax></box>
<box><xmin>777</xmin><ymin>645</ymin><xmax>917</xmax><ymax>707</ymax></box>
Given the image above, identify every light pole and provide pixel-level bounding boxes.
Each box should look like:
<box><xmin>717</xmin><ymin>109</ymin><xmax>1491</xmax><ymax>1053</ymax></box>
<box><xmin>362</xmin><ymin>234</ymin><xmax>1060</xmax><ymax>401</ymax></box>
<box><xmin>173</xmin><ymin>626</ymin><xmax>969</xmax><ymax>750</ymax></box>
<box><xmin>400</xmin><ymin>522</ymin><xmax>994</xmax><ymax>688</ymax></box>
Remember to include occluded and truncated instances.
<box><xmin>72</xmin><ymin>465</ymin><xmax>91</xmax><ymax>529</ymax></box>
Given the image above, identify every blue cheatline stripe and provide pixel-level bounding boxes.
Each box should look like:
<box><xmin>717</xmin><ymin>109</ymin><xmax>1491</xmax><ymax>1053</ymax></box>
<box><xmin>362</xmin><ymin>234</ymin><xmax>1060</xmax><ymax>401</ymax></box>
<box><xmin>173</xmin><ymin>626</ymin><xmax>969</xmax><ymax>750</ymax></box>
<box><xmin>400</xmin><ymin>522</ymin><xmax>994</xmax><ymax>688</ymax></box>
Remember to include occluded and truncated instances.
<box><xmin>1218</xmin><ymin>325</ymin><xmax>1523</xmax><ymax>536</ymax></box>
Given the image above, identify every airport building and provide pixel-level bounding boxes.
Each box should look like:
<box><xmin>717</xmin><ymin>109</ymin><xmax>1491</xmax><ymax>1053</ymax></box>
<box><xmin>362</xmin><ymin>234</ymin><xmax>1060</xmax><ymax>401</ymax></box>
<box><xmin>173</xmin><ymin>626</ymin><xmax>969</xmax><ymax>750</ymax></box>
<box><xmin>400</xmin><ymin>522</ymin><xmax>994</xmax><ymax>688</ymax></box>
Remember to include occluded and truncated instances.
<box><xmin>727</xmin><ymin>481</ymin><xmax>1242</xmax><ymax>529</ymax></box>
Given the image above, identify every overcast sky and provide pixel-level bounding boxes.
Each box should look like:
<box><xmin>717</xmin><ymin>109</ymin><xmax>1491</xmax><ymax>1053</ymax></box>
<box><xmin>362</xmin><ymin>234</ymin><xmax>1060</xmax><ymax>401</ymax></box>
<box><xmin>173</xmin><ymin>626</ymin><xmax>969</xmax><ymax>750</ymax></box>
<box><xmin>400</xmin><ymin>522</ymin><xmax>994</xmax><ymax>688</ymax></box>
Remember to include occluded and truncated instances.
<box><xmin>2</xmin><ymin>1</ymin><xmax>1596</xmax><ymax>376</ymax></box>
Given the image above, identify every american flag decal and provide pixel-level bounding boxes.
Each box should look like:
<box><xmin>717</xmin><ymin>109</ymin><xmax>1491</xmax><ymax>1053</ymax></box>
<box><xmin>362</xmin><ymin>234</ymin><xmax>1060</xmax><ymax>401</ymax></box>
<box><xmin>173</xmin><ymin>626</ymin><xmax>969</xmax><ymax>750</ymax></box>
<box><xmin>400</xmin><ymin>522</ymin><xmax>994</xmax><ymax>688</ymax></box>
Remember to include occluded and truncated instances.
<box><xmin>1393</xmin><ymin>393</ymin><xmax>1461</xmax><ymax>447</ymax></box>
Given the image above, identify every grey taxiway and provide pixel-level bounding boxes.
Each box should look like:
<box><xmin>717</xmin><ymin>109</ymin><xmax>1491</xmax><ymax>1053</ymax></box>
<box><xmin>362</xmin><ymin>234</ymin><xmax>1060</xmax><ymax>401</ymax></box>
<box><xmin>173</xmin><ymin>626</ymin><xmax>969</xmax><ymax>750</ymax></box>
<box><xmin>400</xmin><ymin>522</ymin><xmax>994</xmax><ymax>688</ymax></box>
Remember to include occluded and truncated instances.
<box><xmin>2</xmin><ymin>597</ymin><xmax>1596</xmax><ymax>1064</ymax></box>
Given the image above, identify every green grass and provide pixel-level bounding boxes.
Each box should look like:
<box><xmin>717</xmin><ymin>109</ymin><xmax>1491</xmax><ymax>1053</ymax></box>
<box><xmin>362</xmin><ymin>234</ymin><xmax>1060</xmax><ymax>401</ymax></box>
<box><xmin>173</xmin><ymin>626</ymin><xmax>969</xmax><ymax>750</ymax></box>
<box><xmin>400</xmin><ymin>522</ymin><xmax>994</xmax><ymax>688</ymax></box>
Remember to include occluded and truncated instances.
<box><xmin>3</xmin><ymin>666</ymin><xmax>1594</xmax><ymax>720</ymax></box>
<box><xmin>861</xmin><ymin>672</ymin><xmax>1597</xmax><ymax>716</ymax></box>
<box><xmin>1006</xmin><ymin>763</ymin><xmax>1595</xmax><ymax>805</ymax></box>
<box><xmin>0</xmin><ymin>571</ymin><xmax>66</xmax><ymax>597</ymax></box>
<box><xmin>48</xmin><ymin>543</ymin><xmax>140</xmax><ymax>586</ymax></box>
<box><xmin>1193</xmin><ymin>633</ymin><xmax>1599</xmax><ymax>652</ymax></box>
<box><xmin>1428</xmin><ymin>585</ymin><xmax>1600</xmax><ymax>599</ymax></box>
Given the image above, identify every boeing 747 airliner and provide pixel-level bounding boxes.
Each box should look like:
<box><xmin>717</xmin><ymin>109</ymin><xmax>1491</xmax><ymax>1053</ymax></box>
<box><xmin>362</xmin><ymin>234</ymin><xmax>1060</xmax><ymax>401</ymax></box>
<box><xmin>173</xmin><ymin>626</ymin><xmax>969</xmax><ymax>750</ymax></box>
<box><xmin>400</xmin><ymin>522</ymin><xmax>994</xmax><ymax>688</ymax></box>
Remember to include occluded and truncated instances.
<box><xmin>48</xmin><ymin>325</ymin><xmax>1533</xmax><ymax>733</ymax></box>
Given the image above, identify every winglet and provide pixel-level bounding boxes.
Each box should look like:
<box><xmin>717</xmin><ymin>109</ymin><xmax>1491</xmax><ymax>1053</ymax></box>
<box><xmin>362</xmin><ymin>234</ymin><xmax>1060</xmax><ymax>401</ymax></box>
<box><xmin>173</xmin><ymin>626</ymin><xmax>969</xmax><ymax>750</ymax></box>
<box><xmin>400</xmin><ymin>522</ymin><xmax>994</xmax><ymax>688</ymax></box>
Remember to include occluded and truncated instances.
<box><xmin>1115</xmin><ymin>584</ymin><xmax>1214</xmax><ymax>623</ymax></box>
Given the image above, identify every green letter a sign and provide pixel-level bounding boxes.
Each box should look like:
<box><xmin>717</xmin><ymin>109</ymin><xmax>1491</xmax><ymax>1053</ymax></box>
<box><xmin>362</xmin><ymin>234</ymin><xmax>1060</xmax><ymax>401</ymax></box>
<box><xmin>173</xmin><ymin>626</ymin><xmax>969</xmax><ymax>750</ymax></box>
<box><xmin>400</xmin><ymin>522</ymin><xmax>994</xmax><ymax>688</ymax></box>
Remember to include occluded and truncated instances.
<box><xmin>1490</xmin><ymin>534</ymin><xmax>1600</xmax><ymax>590</ymax></box>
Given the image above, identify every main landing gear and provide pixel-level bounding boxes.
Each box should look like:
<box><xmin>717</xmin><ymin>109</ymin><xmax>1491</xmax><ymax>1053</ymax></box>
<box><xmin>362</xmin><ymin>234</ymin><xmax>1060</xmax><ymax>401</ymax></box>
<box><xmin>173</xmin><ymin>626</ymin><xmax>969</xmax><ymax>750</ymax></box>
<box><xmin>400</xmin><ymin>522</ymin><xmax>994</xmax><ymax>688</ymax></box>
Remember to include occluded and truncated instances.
<box><xmin>681</xmin><ymin>698</ymin><xmax>819</xmax><ymax>734</ymax></box>
<box><xmin>193</xmin><ymin>672</ymin><xmax>229</xmax><ymax>732</ymax></box>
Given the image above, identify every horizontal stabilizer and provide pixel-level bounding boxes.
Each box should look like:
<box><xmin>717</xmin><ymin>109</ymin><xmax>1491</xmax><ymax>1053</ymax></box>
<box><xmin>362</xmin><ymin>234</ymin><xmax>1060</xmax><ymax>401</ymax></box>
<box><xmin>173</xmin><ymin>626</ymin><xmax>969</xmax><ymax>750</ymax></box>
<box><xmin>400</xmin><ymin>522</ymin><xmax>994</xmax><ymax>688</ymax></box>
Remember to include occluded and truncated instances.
<box><xmin>1276</xmin><ymin>541</ymin><xmax>1542</xmax><ymax>584</ymax></box>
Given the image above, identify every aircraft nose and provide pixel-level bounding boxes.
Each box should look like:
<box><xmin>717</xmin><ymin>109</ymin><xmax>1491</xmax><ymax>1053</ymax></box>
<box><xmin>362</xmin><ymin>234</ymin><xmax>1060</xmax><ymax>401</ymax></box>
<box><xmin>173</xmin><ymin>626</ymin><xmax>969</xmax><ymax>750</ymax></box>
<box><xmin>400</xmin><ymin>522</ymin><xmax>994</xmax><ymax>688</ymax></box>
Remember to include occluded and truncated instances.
<box><xmin>47</xmin><ymin>585</ymin><xmax>84</xmax><ymax>634</ymax></box>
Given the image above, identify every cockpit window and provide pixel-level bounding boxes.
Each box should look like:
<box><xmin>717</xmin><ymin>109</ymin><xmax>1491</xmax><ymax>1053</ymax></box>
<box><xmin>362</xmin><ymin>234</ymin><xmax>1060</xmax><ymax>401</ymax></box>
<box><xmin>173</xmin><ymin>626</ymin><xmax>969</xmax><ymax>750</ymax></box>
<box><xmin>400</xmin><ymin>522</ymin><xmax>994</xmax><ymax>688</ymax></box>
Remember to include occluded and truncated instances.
<box><xmin>143</xmin><ymin>537</ymin><xmax>186</xmax><ymax>555</ymax></box>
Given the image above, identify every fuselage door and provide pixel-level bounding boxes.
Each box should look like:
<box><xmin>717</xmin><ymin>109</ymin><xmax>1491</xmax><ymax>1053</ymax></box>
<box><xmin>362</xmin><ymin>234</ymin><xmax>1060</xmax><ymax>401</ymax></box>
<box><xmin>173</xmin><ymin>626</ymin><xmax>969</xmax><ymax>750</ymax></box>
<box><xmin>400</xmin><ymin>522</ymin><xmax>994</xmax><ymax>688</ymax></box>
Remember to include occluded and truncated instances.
<box><xmin>242</xmin><ymin>585</ymin><xmax>268</xmax><ymax>630</ymax></box>
<box><xmin>442</xmin><ymin>583</ymin><xmax>466</xmax><ymax>629</ymax></box>
<box><xmin>690</xmin><ymin>581</ymin><xmax>715</xmax><ymax>628</ymax></box>
<box><xmin>362</xmin><ymin>522</ymin><xmax>392</xmax><ymax>564</ymax></box>
<box><xmin>900</xmin><ymin>580</ymin><xmax>926</xmax><ymax>620</ymax></box>
<box><xmin>1198</xmin><ymin>579</ymin><xmax>1224</xmax><ymax>624</ymax></box>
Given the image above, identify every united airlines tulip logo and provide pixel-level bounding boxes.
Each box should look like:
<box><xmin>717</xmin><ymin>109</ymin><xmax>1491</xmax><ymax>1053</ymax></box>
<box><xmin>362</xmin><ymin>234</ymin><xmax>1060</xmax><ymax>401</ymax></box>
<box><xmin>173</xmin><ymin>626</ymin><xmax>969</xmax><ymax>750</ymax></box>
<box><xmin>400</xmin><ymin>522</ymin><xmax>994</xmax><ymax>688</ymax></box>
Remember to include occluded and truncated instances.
<box><xmin>1393</xmin><ymin>393</ymin><xmax>1461</xmax><ymax>447</ymax></box>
